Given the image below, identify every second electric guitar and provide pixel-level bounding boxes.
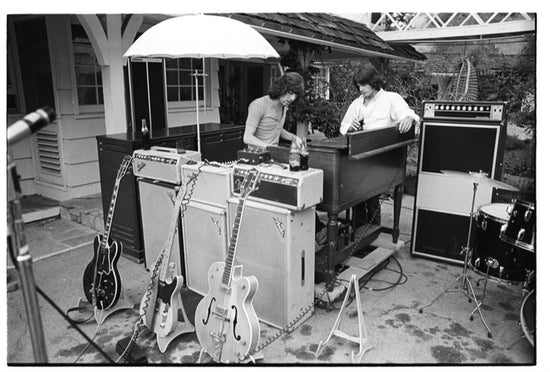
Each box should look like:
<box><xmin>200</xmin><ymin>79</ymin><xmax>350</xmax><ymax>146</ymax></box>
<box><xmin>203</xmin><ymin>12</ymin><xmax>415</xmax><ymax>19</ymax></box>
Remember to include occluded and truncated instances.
<box><xmin>195</xmin><ymin>168</ymin><xmax>261</xmax><ymax>363</ymax></box>
<box><xmin>139</xmin><ymin>186</ymin><xmax>194</xmax><ymax>352</ymax></box>
<box><xmin>82</xmin><ymin>155</ymin><xmax>132</xmax><ymax>311</ymax></box>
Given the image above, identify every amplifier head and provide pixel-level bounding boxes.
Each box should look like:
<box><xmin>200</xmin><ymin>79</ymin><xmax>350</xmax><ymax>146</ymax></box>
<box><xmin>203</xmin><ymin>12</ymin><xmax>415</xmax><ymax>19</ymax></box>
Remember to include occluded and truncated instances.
<box><xmin>422</xmin><ymin>101</ymin><xmax>506</xmax><ymax>122</ymax></box>
<box><xmin>133</xmin><ymin>147</ymin><xmax>201</xmax><ymax>184</ymax></box>
<box><xmin>232</xmin><ymin>163</ymin><xmax>323</xmax><ymax>210</ymax></box>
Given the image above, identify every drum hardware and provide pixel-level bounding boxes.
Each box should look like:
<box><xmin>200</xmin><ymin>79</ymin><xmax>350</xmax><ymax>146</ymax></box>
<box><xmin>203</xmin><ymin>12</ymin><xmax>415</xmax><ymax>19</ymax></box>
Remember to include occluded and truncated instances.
<box><xmin>419</xmin><ymin>181</ymin><xmax>492</xmax><ymax>338</ymax></box>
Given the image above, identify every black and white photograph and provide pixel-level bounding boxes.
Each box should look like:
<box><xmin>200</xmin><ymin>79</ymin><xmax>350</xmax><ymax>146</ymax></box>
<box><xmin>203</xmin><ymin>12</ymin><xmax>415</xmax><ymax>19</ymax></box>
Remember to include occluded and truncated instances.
<box><xmin>3</xmin><ymin>2</ymin><xmax>547</xmax><ymax>368</ymax></box>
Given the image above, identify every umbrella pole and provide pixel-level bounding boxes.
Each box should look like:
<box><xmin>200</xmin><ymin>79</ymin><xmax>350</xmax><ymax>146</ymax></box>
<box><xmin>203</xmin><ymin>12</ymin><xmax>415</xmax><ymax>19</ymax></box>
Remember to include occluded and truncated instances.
<box><xmin>194</xmin><ymin>69</ymin><xmax>201</xmax><ymax>154</ymax></box>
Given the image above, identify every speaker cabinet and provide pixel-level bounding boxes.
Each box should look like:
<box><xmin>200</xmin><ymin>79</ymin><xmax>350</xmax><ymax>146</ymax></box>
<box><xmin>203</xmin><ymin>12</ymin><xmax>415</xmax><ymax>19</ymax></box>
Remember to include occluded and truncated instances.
<box><xmin>411</xmin><ymin>102</ymin><xmax>507</xmax><ymax>264</ymax></box>
<box><xmin>182</xmin><ymin>201</ymin><xmax>228</xmax><ymax>296</ymax></box>
<box><xmin>138</xmin><ymin>179</ymin><xmax>184</xmax><ymax>275</ymax></box>
<box><xmin>228</xmin><ymin>198</ymin><xmax>315</xmax><ymax>329</ymax></box>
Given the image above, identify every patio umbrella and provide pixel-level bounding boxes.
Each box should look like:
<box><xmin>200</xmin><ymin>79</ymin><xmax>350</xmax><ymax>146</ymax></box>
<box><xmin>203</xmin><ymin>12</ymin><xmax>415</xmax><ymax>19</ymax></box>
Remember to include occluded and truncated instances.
<box><xmin>124</xmin><ymin>14</ymin><xmax>279</xmax><ymax>60</ymax></box>
<box><xmin>123</xmin><ymin>14</ymin><xmax>280</xmax><ymax>152</ymax></box>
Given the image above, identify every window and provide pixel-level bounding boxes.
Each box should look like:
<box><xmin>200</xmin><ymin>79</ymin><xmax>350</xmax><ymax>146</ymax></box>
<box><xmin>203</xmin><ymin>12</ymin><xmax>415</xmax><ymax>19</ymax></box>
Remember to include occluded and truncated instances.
<box><xmin>165</xmin><ymin>58</ymin><xmax>204</xmax><ymax>102</ymax></box>
<box><xmin>71</xmin><ymin>24</ymin><xmax>103</xmax><ymax>106</ymax></box>
<box><xmin>312</xmin><ymin>64</ymin><xmax>331</xmax><ymax>100</ymax></box>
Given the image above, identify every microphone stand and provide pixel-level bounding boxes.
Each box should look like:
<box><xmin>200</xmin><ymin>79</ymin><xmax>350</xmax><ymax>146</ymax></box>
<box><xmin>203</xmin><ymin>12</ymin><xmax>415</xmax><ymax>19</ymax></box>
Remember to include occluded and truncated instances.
<box><xmin>7</xmin><ymin>153</ymin><xmax>48</xmax><ymax>362</ymax></box>
<box><xmin>418</xmin><ymin>181</ymin><xmax>492</xmax><ymax>338</ymax></box>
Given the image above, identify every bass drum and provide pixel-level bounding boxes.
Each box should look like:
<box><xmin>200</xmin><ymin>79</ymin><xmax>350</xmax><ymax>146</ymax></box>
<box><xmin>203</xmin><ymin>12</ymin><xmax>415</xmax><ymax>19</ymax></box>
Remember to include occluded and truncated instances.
<box><xmin>470</xmin><ymin>203</ymin><xmax>526</xmax><ymax>284</ymax></box>
<box><xmin>520</xmin><ymin>290</ymin><xmax>535</xmax><ymax>347</ymax></box>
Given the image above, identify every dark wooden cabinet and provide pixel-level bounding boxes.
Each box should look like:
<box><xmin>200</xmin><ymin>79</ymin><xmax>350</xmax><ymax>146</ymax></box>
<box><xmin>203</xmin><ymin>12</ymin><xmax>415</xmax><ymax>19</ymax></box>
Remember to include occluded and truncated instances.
<box><xmin>96</xmin><ymin>123</ymin><xmax>245</xmax><ymax>262</ymax></box>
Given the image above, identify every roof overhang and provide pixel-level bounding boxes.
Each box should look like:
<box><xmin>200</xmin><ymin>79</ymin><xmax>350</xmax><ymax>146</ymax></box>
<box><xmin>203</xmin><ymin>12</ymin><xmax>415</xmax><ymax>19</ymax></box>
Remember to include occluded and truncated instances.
<box><xmin>251</xmin><ymin>25</ymin><xmax>420</xmax><ymax>62</ymax></box>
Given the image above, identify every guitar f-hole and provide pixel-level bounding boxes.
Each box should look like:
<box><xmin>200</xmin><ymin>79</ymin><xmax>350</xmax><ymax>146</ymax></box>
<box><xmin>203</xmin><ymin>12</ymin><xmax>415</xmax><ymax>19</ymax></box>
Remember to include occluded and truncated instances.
<box><xmin>202</xmin><ymin>297</ymin><xmax>216</xmax><ymax>325</ymax></box>
<box><xmin>301</xmin><ymin>250</ymin><xmax>305</xmax><ymax>286</ymax></box>
<box><xmin>231</xmin><ymin>305</ymin><xmax>241</xmax><ymax>341</ymax></box>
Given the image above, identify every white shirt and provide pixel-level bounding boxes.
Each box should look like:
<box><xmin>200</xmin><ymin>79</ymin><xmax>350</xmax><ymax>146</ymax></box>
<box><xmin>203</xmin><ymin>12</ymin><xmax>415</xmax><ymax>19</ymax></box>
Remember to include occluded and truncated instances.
<box><xmin>340</xmin><ymin>89</ymin><xmax>419</xmax><ymax>135</ymax></box>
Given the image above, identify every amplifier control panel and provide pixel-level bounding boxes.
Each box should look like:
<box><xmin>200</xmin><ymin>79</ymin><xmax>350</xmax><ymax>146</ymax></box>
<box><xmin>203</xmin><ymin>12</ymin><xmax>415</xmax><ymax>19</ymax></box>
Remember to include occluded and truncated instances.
<box><xmin>233</xmin><ymin>163</ymin><xmax>323</xmax><ymax>210</ymax></box>
<box><xmin>133</xmin><ymin>146</ymin><xmax>201</xmax><ymax>184</ymax></box>
<box><xmin>423</xmin><ymin>101</ymin><xmax>506</xmax><ymax>122</ymax></box>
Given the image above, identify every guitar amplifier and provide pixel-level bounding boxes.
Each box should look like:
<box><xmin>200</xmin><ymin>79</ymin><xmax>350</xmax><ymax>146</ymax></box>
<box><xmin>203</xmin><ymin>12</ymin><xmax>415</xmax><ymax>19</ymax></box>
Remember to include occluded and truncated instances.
<box><xmin>138</xmin><ymin>179</ymin><xmax>184</xmax><ymax>275</ymax></box>
<box><xmin>232</xmin><ymin>163</ymin><xmax>323</xmax><ymax>211</ymax></box>
<box><xmin>228</xmin><ymin>197</ymin><xmax>315</xmax><ymax>329</ymax></box>
<box><xmin>133</xmin><ymin>146</ymin><xmax>201</xmax><ymax>184</ymax></box>
<box><xmin>180</xmin><ymin>161</ymin><xmax>233</xmax><ymax>208</ymax></box>
<box><xmin>181</xmin><ymin>201</ymin><xmax>228</xmax><ymax>296</ymax></box>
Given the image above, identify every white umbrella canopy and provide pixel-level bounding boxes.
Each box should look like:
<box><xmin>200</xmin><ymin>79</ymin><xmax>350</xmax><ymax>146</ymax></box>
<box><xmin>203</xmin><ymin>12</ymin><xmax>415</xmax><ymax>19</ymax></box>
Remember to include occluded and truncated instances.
<box><xmin>123</xmin><ymin>14</ymin><xmax>280</xmax><ymax>60</ymax></box>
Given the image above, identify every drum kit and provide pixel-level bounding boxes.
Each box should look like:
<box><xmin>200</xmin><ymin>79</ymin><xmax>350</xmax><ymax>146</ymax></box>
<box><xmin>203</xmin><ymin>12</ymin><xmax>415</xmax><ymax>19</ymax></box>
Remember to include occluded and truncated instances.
<box><xmin>419</xmin><ymin>170</ymin><xmax>535</xmax><ymax>345</ymax></box>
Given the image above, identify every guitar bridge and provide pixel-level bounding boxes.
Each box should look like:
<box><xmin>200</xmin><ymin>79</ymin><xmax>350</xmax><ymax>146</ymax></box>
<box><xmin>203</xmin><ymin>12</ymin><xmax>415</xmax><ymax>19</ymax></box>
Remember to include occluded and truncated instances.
<box><xmin>213</xmin><ymin>305</ymin><xmax>229</xmax><ymax>321</ymax></box>
<box><xmin>209</xmin><ymin>331</ymin><xmax>226</xmax><ymax>343</ymax></box>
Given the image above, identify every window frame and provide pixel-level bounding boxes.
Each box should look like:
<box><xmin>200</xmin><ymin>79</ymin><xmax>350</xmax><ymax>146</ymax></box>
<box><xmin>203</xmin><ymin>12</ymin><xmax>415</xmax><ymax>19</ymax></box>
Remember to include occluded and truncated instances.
<box><xmin>165</xmin><ymin>57</ymin><xmax>208</xmax><ymax>110</ymax></box>
<box><xmin>70</xmin><ymin>22</ymin><xmax>104</xmax><ymax>113</ymax></box>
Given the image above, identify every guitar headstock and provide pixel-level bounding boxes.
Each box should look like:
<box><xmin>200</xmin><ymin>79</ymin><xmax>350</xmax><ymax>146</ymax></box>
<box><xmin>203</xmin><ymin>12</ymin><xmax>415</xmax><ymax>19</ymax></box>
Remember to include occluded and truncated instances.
<box><xmin>239</xmin><ymin>168</ymin><xmax>260</xmax><ymax>199</ymax></box>
<box><xmin>117</xmin><ymin>155</ymin><xmax>133</xmax><ymax>179</ymax></box>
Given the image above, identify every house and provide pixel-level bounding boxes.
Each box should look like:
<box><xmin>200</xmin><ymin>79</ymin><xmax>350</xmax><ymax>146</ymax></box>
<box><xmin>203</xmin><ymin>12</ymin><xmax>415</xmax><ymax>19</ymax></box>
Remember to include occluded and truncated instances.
<box><xmin>6</xmin><ymin>13</ymin><xmax>425</xmax><ymax>202</ymax></box>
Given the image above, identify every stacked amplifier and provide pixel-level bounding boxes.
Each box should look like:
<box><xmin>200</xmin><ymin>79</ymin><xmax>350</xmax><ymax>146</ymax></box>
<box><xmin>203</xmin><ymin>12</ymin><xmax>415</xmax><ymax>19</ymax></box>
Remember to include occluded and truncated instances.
<box><xmin>411</xmin><ymin>101</ymin><xmax>507</xmax><ymax>264</ymax></box>
<box><xmin>132</xmin><ymin>147</ymin><xmax>201</xmax><ymax>276</ymax></box>
<box><xmin>179</xmin><ymin>159</ymin><xmax>323</xmax><ymax>330</ymax></box>
<box><xmin>180</xmin><ymin>161</ymin><xmax>234</xmax><ymax>296</ymax></box>
<box><xmin>228</xmin><ymin>163</ymin><xmax>323</xmax><ymax>329</ymax></box>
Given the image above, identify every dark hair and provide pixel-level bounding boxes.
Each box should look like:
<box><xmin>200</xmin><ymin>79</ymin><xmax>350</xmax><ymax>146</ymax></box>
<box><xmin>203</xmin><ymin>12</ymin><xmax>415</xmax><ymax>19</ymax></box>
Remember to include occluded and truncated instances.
<box><xmin>268</xmin><ymin>72</ymin><xmax>305</xmax><ymax>99</ymax></box>
<box><xmin>352</xmin><ymin>64</ymin><xmax>383</xmax><ymax>91</ymax></box>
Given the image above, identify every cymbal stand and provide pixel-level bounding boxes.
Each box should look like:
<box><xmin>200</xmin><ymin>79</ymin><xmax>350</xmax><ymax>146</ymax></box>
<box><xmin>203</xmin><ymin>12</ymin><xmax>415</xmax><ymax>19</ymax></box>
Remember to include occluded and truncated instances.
<box><xmin>418</xmin><ymin>182</ymin><xmax>492</xmax><ymax>338</ymax></box>
<box><xmin>470</xmin><ymin>257</ymin><xmax>498</xmax><ymax>320</ymax></box>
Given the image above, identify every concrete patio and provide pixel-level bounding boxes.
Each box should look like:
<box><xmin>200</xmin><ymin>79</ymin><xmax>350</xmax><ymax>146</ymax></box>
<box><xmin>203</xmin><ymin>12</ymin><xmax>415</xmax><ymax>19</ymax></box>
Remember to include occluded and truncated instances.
<box><xmin>6</xmin><ymin>193</ymin><xmax>539</xmax><ymax>367</ymax></box>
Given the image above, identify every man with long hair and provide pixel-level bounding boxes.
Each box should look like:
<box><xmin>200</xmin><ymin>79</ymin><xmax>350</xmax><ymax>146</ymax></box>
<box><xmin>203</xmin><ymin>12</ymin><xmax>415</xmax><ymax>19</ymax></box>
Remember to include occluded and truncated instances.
<box><xmin>243</xmin><ymin>71</ymin><xmax>305</xmax><ymax>150</ymax></box>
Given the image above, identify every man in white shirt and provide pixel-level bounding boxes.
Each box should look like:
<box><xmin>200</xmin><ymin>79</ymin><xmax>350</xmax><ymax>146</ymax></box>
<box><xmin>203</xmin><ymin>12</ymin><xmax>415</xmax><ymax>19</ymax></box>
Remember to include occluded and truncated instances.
<box><xmin>340</xmin><ymin>65</ymin><xmax>419</xmax><ymax>135</ymax></box>
<box><xmin>340</xmin><ymin>63</ymin><xmax>419</xmax><ymax>226</ymax></box>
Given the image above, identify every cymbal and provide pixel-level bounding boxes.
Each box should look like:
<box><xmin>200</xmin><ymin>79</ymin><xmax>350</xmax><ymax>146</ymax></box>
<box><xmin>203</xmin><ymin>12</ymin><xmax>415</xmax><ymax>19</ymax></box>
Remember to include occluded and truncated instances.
<box><xmin>440</xmin><ymin>170</ymin><xmax>519</xmax><ymax>191</ymax></box>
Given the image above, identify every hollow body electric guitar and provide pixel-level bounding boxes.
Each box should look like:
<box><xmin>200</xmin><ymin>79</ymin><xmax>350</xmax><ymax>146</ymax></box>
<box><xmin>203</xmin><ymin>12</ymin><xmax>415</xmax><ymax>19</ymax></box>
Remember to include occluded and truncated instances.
<box><xmin>195</xmin><ymin>168</ymin><xmax>261</xmax><ymax>363</ymax></box>
<box><xmin>82</xmin><ymin>155</ymin><xmax>132</xmax><ymax>311</ymax></box>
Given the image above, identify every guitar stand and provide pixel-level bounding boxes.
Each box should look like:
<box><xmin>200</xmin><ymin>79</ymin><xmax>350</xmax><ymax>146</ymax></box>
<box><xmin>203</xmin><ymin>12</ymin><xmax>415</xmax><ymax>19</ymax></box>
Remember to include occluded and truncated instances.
<box><xmin>315</xmin><ymin>274</ymin><xmax>373</xmax><ymax>364</ymax></box>
<box><xmin>196</xmin><ymin>348</ymin><xmax>264</xmax><ymax>364</ymax></box>
<box><xmin>76</xmin><ymin>290</ymin><xmax>134</xmax><ymax>326</ymax></box>
<box><xmin>156</xmin><ymin>296</ymin><xmax>194</xmax><ymax>353</ymax></box>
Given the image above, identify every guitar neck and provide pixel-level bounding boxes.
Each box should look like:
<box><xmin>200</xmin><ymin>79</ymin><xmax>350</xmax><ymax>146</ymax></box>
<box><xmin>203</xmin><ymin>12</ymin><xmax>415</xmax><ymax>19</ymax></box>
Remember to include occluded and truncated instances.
<box><xmin>102</xmin><ymin>156</ymin><xmax>131</xmax><ymax>244</ymax></box>
<box><xmin>158</xmin><ymin>188</ymin><xmax>187</xmax><ymax>280</ymax></box>
<box><xmin>221</xmin><ymin>198</ymin><xmax>245</xmax><ymax>286</ymax></box>
<box><xmin>102</xmin><ymin>182</ymin><xmax>120</xmax><ymax>242</ymax></box>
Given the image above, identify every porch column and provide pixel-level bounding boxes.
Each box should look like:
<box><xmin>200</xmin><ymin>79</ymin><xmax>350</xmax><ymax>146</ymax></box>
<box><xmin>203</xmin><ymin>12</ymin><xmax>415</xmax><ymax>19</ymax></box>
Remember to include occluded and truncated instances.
<box><xmin>78</xmin><ymin>14</ymin><xmax>143</xmax><ymax>135</ymax></box>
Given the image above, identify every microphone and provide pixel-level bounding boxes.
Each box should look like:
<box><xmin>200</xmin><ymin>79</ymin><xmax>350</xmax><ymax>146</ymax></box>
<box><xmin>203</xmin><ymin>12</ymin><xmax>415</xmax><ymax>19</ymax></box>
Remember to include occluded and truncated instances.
<box><xmin>7</xmin><ymin>107</ymin><xmax>56</xmax><ymax>147</ymax></box>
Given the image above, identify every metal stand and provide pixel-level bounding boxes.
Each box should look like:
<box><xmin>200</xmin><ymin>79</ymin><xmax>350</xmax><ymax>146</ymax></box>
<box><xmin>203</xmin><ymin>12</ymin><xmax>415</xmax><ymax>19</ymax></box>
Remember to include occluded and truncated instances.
<box><xmin>418</xmin><ymin>182</ymin><xmax>492</xmax><ymax>338</ymax></box>
<box><xmin>75</xmin><ymin>292</ymin><xmax>134</xmax><ymax>326</ymax></box>
<box><xmin>191</xmin><ymin>68</ymin><xmax>208</xmax><ymax>154</ymax></box>
<box><xmin>7</xmin><ymin>154</ymin><xmax>48</xmax><ymax>362</ymax></box>
<box><xmin>316</xmin><ymin>274</ymin><xmax>373</xmax><ymax>363</ymax></box>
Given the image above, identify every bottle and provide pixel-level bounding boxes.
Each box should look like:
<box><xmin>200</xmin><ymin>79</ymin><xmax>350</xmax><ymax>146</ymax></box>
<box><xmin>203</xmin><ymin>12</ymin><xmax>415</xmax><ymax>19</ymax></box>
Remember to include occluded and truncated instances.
<box><xmin>299</xmin><ymin>139</ymin><xmax>309</xmax><ymax>171</ymax></box>
<box><xmin>289</xmin><ymin>138</ymin><xmax>301</xmax><ymax>172</ymax></box>
<box><xmin>141</xmin><ymin>119</ymin><xmax>150</xmax><ymax>150</ymax></box>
